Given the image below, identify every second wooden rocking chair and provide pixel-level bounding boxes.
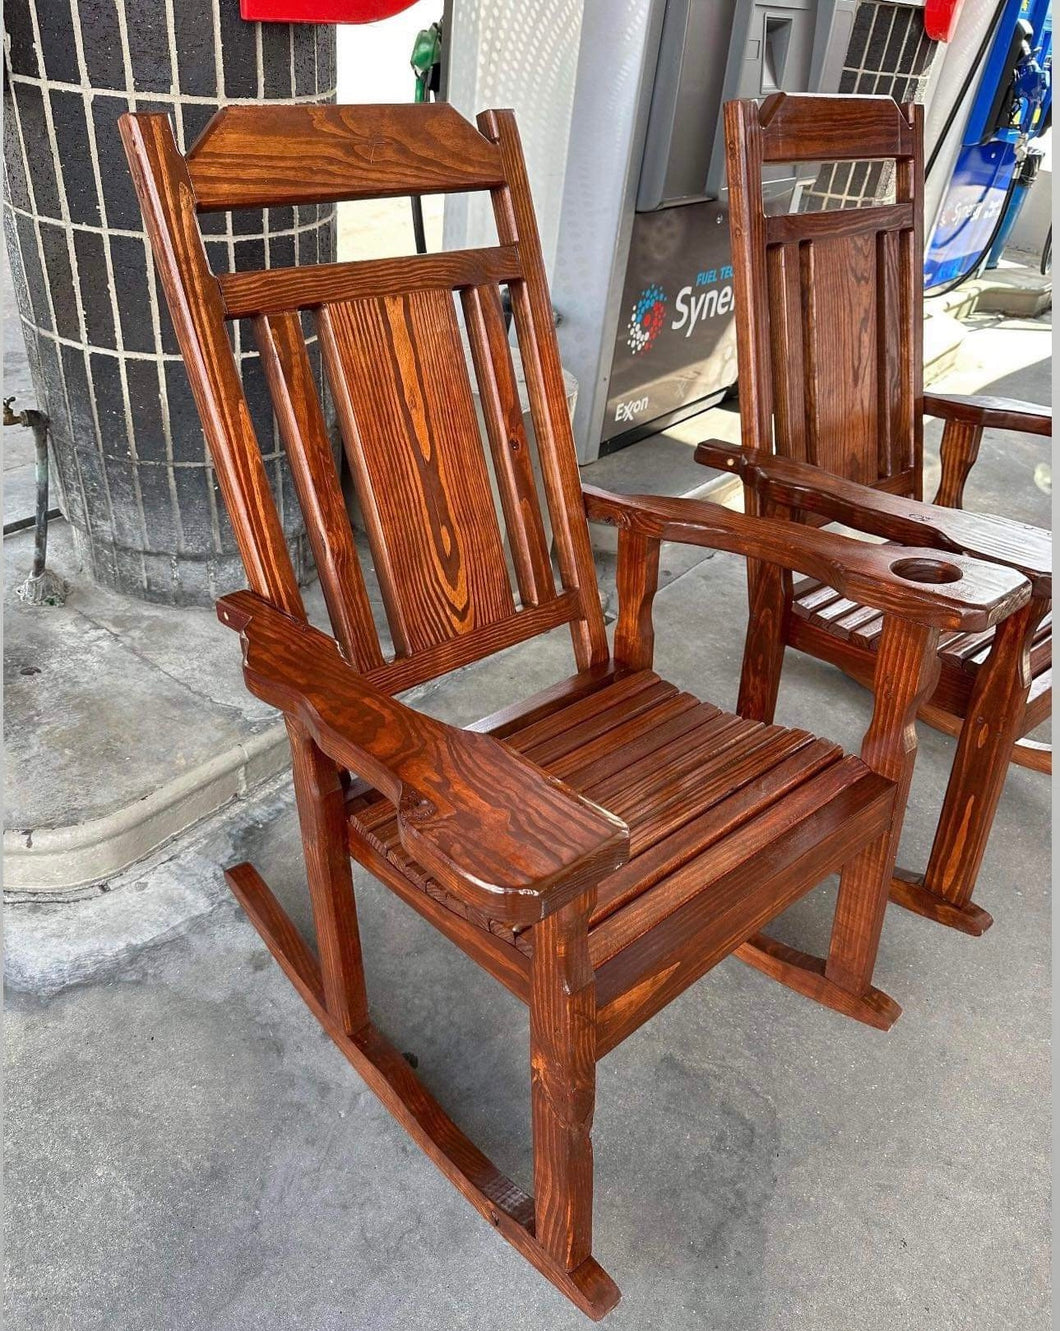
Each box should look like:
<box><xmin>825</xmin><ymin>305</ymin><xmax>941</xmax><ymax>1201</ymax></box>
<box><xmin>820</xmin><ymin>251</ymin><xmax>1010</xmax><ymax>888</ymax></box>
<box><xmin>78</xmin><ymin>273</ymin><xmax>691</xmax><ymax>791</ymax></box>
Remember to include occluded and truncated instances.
<box><xmin>697</xmin><ymin>92</ymin><xmax>1052</xmax><ymax>938</ymax></box>
<box><xmin>121</xmin><ymin>102</ymin><xmax>1029</xmax><ymax>1318</ymax></box>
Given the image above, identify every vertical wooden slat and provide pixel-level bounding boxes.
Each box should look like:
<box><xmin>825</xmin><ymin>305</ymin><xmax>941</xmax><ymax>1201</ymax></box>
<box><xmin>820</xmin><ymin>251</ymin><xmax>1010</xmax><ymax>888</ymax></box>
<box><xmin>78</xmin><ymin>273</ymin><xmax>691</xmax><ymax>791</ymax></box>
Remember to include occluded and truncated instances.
<box><xmin>318</xmin><ymin>288</ymin><xmax>515</xmax><ymax>657</ymax></box>
<box><xmin>479</xmin><ymin>108</ymin><xmax>609</xmax><ymax>671</ymax></box>
<box><xmin>254</xmin><ymin>311</ymin><xmax>384</xmax><ymax>671</ymax></box>
<box><xmin>119</xmin><ymin>112</ymin><xmax>305</xmax><ymax>617</ymax></box>
<box><xmin>766</xmin><ymin>241</ymin><xmax>806</xmax><ymax>461</ymax></box>
<box><xmin>725</xmin><ymin>99</ymin><xmax>774</xmax><ymax>453</ymax></box>
<box><xmin>896</xmin><ymin>103</ymin><xmax>925</xmax><ymax>493</ymax></box>
<box><xmin>800</xmin><ymin>232</ymin><xmax>879</xmax><ymax>484</ymax></box>
<box><xmin>876</xmin><ymin>228</ymin><xmax>904</xmax><ymax>482</ymax></box>
<box><xmin>461</xmin><ymin>282</ymin><xmax>555</xmax><ymax>607</ymax></box>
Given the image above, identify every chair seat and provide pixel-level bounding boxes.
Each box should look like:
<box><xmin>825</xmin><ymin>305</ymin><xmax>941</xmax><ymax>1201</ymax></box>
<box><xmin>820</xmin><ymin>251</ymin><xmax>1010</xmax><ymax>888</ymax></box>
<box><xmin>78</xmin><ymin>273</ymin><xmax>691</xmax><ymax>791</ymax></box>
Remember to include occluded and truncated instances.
<box><xmin>792</xmin><ymin>575</ymin><xmax>1052</xmax><ymax>679</ymax></box>
<box><xmin>349</xmin><ymin>671</ymin><xmax>894</xmax><ymax>972</ymax></box>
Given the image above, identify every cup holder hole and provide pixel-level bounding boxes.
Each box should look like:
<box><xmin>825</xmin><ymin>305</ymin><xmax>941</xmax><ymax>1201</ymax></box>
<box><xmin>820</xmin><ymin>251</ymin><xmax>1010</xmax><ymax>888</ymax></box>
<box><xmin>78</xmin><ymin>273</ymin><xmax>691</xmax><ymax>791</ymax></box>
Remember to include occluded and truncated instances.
<box><xmin>890</xmin><ymin>557</ymin><xmax>962</xmax><ymax>585</ymax></box>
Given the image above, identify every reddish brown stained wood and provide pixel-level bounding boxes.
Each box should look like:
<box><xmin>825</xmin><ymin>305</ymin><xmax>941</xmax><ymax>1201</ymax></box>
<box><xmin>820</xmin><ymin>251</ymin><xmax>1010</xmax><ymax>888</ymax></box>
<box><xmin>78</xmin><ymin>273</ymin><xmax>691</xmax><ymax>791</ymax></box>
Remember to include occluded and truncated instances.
<box><xmin>694</xmin><ymin>446</ymin><xmax>1051</xmax><ymax>597</ymax></box>
<box><xmin>126</xmin><ymin>97</ymin><xmax>1030</xmax><ymax>1317</ymax></box>
<box><xmin>924</xmin><ymin>391</ymin><xmax>1052</xmax><ymax>435</ymax></box>
<box><xmin>530</xmin><ymin>891</ymin><xmax>597</xmax><ymax>1270</ymax></box>
<box><xmin>187</xmin><ymin>102</ymin><xmax>506</xmax><ymax>210</ymax></box>
<box><xmin>218</xmin><ymin>590</ymin><xmax>628</xmax><ymax>926</ymax></box>
<box><xmin>801</xmin><ymin>230</ymin><xmax>879</xmax><ymax>484</ymax></box>
<box><xmin>765</xmin><ymin>201</ymin><xmax>913</xmax><ymax>245</ymax></box>
<box><xmin>481</xmin><ymin>107</ymin><xmax>609</xmax><ymax>671</ymax></box>
<box><xmin>224</xmin><ymin>861</ymin><xmax>619</xmax><ymax>1319</ymax></box>
<box><xmin>757</xmin><ymin>91</ymin><xmax>914</xmax><ymax>162</ymax></box>
<box><xmin>612</xmin><ymin>528</ymin><xmax>660</xmax><ymax>672</ymax></box>
<box><xmin>117</xmin><ymin>113</ymin><xmax>305</xmax><ymax>617</ymax></box>
<box><xmin>583</xmin><ymin>486</ymin><xmax>1030</xmax><ymax>633</ymax></box>
<box><xmin>825</xmin><ymin>617</ymin><xmax>940</xmax><ymax>994</ymax></box>
<box><xmin>287</xmin><ymin>720</ymin><xmax>370</xmax><ymax>1034</ymax></box>
<box><xmin>319</xmin><ymin>288</ymin><xmax>515</xmax><ymax>656</ymax></box>
<box><xmin>253</xmin><ymin>311</ymin><xmax>384</xmax><ymax>671</ymax></box>
<box><xmin>221</xmin><ymin>245</ymin><xmax>522</xmax><ymax>318</ymax></box>
<box><xmin>461</xmin><ymin>281</ymin><xmax>555</xmax><ymax>606</ymax></box>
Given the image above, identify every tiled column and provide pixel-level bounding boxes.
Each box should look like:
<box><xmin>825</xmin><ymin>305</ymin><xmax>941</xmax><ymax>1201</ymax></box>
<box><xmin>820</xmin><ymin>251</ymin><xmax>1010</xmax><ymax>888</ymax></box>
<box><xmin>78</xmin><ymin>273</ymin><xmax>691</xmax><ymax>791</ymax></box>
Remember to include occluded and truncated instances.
<box><xmin>3</xmin><ymin>1</ymin><xmax>336</xmax><ymax>604</ymax></box>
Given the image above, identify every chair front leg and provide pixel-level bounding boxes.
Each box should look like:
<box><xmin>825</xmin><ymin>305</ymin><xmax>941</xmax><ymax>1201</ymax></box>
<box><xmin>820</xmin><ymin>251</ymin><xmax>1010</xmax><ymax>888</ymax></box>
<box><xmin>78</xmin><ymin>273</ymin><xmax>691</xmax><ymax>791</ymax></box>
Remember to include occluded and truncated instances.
<box><xmin>893</xmin><ymin>592</ymin><xmax>1047</xmax><ymax>934</ymax></box>
<box><xmin>287</xmin><ymin>718</ymin><xmax>370</xmax><ymax>1035</ymax></box>
<box><xmin>827</xmin><ymin>617</ymin><xmax>941</xmax><ymax>994</ymax></box>
<box><xmin>530</xmin><ymin>888</ymin><xmax>597</xmax><ymax>1272</ymax></box>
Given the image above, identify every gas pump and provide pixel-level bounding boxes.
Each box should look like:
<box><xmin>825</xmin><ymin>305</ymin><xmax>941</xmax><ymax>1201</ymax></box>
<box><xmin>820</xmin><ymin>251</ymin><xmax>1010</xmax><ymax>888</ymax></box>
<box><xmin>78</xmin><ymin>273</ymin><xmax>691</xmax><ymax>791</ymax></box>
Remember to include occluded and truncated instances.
<box><xmin>562</xmin><ymin>0</ymin><xmax>858</xmax><ymax>458</ymax></box>
<box><xmin>924</xmin><ymin>0</ymin><xmax>1051</xmax><ymax>289</ymax></box>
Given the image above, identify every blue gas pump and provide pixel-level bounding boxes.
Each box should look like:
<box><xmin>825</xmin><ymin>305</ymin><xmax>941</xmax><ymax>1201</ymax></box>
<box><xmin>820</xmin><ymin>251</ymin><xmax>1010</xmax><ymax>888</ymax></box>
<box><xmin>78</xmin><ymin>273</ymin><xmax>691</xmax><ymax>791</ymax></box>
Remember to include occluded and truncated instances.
<box><xmin>924</xmin><ymin>0</ymin><xmax>1052</xmax><ymax>291</ymax></box>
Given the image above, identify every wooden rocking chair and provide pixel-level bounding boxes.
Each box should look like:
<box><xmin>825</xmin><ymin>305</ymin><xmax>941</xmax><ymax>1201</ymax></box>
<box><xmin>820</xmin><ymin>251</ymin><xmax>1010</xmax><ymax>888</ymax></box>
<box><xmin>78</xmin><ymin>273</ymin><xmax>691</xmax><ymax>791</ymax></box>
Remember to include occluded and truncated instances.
<box><xmin>698</xmin><ymin>93</ymin><xmax>1052</xmax><ymax>939</ymax></box>
<box><xmin>121</xmin><ymin>103</ymin><xmax>1029</xmax><ymax>1318</ymax></box>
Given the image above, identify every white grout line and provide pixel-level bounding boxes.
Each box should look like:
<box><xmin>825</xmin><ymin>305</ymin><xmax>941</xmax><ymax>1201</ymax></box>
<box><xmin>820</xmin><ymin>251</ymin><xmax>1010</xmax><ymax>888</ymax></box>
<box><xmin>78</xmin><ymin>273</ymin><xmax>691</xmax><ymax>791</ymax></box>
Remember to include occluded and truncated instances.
<box><xmin>26</xmin><ymin>0</ymin><xmax>127</xmax><ymax>574</ymax></box>
<box><xmin>5</xmin><ymin>70</ymin><xmax>336</xmax><ymax>105</ymax></box>
<box><xmin>5</xmin><ymin>198</ymin><xmax>337</xmax><ymax>243</ymax></box>
<box><xmin>1</xmin><ymin>53</ymin><xmax>93</xmax><ymax>544</ymax></box>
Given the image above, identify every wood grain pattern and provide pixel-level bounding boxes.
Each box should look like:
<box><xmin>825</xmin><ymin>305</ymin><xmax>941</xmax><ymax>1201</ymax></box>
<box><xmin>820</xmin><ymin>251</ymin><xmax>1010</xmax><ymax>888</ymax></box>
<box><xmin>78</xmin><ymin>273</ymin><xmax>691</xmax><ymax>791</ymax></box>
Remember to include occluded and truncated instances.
<box><xmin>765</xmin><ymin>201</ymin><xmax>913</xmax><ymax>245</ymax></box>
<box><xmin>924</xmin><ymin>392</ymin><xmax>1053</xmax><ymax>435</ymax></box>
<box><xmin>188</xmin><ymin>102</ymin><xmax>505</xmax><ymax>210</ymax></box>
<box><xmin>461</xmin><ymin>281</ymin><xmax>555</xmax><ymax>606</ymax></box>
<box><xmin>480</xmin><ymin>108</ymin><xmax>609</xmax><ymax>671</ymax></box>
<box><xmin>583</xmin><ymin>486</ymin><xmax>1030</xmax><ymax>633</ymax></box>
<box><xmin>218</xmin><ymin>590</ymin><xmax>628</xmax><ymax>926</ymax></box>
<box><xmin>320</xmin><ymin>288</ymin><xmax>514</xmax><ymax>656</ymax></box>
<box><xmin>530</xmin><ymin>891</ymin><xmax>597</xmax><ymax>1270</ymax></box>
<box><xmin>126</xmin><ymin>98</ymin><xmax>1003</xmax><ymax>1316</ymax></box>
<box><xmin>118</xmin><ymin>113</ymin><xmax>305</xmax><ymax>617</ymax></box>
<box><xmin>695</xmin><ymin>445</ymin><xmax>1051</xmax><ymax>596</ymax></box>
<box><xmin>757</xmin><ymin>91</ymin><xmax>914</xmax><ymax>162</ymax></box>
<box><xmin>253</xmin><ymin>311</ymin><xmax>384</xmax><ymax>671</ymax></box>
<box><xmin>801</xmin><ymin>231</ymin><xmax>879</xmax><ymax>483</ymax></box>
<box><xmin>221</xmin><ymin>246</ymin><xmax>522</xmax><ymax>318</ymax></box>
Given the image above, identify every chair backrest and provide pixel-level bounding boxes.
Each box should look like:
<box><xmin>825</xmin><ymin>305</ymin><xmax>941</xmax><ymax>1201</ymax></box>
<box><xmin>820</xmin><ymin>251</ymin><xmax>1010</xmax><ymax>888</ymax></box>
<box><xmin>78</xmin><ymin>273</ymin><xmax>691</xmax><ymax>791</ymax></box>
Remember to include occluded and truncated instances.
<box><xmin>120</xmin><ymin>103</ymin><xmax>608</xmax><ymax>692</ymax></box>
<box><xmin>724</xmin><ymin>93</ymin><xmax>925</xmax><ymax>499</ymax></box>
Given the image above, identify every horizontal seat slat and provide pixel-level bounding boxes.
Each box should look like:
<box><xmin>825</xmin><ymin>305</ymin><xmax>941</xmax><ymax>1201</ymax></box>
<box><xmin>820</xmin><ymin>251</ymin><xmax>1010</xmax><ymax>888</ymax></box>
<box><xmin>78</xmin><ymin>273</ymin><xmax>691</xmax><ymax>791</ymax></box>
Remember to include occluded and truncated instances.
<box><xmin>220</xmin><ymin>245</ymin><xmax>523</xmax><ymax>318</ymax></box>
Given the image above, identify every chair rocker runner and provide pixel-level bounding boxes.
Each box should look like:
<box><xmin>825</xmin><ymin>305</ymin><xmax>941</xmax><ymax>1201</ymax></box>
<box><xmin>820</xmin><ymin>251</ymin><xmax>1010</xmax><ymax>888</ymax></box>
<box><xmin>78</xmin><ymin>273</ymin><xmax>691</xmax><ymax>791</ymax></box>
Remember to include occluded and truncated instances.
<box><xmin>121</xmin><ymin>102</ymin><xmax>1030</xmax><ymax>1318</ymax></box>
<box><xmin>697</xmin><ymin>92</ymin><xmax>1052</xmax><ymax>939</ymax></box>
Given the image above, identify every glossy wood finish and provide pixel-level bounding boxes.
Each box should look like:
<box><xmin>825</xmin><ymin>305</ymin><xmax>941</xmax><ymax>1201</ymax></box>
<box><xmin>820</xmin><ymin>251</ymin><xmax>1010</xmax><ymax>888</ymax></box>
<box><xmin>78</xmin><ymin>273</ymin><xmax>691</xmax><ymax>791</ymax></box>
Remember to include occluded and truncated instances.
<box><xmin>218</xmin><ymin>590</ymin><xmax>628</xmax><ymax>927</ymax></box>
<box><xmin>123</xmin><ymin>100</ymin><xmax>1030</xmax><ymax>1318</ymax></box>
<box><xmin>710</xmin><ymin>91</ymin><xmax>1052</xmax><ymax>934</ymax></box>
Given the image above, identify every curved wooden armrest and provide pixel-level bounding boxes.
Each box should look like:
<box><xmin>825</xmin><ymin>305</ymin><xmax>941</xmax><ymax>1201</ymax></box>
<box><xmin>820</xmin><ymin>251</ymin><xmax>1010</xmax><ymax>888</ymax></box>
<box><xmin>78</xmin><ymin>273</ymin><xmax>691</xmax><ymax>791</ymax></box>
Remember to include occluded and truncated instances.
<box><xmin>583</xmin><ymin>485</ymin><xmax>1030</xmax><ymax>633</ymax></box>
<box><xmin>693</xmin><ymin>441</ymin><xmax>1051</xmax><ymax>598</ymax></box>
<box><xmin>923</xmin><ymin>392</ymin><xmax>1052</xmax><ymax>436</ymax></box>
<box><xmin>217</xmin><ymin>591</ymin><xmax>629</xmax><ymax>926</ymax></box>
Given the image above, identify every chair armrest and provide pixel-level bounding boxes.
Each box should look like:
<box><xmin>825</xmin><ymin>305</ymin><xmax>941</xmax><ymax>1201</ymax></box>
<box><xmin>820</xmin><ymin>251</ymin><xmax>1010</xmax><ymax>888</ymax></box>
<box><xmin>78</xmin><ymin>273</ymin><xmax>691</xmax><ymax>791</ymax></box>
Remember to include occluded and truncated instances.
<box><xmin>923</xmin><ymin>392</ymin><xmax>1052</xmax><ymax>436</ymax></box>
<box><xmin>583</xmin><ymin>485</ymin><xmax>1030</xmax><ymax>633</ymax></box>
<box><xmin>217</xmin><ymin>591</ymin><xmax>629</xmax><ymax>927</ymax></box>
<box><xmin>692</xmin><ymin>441</ymin><xmax>1051</xmax><ymax>598</ymax></box>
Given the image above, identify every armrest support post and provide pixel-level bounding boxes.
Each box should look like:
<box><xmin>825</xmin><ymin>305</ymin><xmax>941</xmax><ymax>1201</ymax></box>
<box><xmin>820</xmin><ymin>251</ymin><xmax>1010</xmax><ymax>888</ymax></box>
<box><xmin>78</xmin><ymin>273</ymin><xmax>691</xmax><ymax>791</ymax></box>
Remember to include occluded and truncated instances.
<box><xmin>613</xmin><ymin>527</ymin><xmax>661</xmax><ymax>673</ymax></box>
<box><xmin>825</xmin><ymin>616</ymin><xmax>941</xmax><ymax>995</ymax></box>
<box><xmin>933</xmin><ymin>418</ymin><xmax>982</xmax><ymax>509</ymax></box>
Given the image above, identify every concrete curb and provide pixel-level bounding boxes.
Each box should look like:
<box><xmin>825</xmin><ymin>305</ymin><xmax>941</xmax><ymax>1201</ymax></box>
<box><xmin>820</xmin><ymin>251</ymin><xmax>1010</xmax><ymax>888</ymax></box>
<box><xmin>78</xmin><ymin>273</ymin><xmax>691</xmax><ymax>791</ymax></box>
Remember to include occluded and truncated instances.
<box><xmin>3</xmin><ymin>722</ymin><xmax>289</xmax><ymax>893</ymax></box>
